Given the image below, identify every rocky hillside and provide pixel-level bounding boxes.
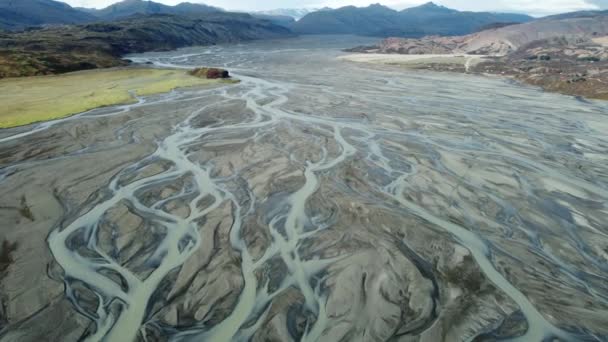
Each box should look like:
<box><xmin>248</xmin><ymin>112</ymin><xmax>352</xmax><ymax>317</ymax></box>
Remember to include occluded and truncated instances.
<box><xmin>0</xmin><ymin>0</ymin><xmax>97</xmax><ymax>31</ymax></box>
<box><xmin>250</xmin><ymin>14</ymin><xmax>295</xmax><ymax>27</ymax></box>
<box><xmin>473</xmin><ymin>37</ymin><xmax>608</xmax><ymax>100</ymax></box>
<box><xmin>351</xmin><ymin>13</ymin><xmax>608</xmax><ymax>56</ymax></box>
<box><xmin>292</xmin><ymin>2</ymin><xmax>532</xmax><ymax>37</ymax></box>
<box><xmin>345</xmin><ymin>12</ymin><xmax>608</xmax><ymax>100</ymax></box>
<box><xmin>0</xmin><ymin>13</ymin><xmax>292</xmax><ymax>77</ymax></box>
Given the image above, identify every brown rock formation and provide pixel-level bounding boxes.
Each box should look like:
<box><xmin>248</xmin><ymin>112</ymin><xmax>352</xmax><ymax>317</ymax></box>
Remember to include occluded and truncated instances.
<box><xmin>189</xmin><ymin>67</ymin><xmax>230</xmax><ymax>79</ymax></box>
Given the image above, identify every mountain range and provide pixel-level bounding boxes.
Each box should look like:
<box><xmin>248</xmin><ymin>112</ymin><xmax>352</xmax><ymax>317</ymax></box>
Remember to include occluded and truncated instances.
<box><xmin>78</xmin><ymin>0</ymin><xmax>222</xmax><ymax>20</ymax></box>
<box><xmin>0</xmin><ymin>0</ymin><xmax>97</xmax><ymax>30</ymax></box>
<box><xmin>0</xmin><ymin>0</ymin><xmax>604</xmax><ymax>43</ymax></box>
<box><xmin>0</xmin><ymin>0</ymin><xmax>230</xmax><ymax>30</ymax></box>
<box><xmin>1</xmin><ymin>0</ymin><xmax>534</xmax><ymax>35</ymax></box>
<box><xmin>292</xmin><ymin>2</ymin><xmax>533</xmax><ymax>37</ymax></box>
<box><xmin>0</xmin><ymin>0</ymin><xmax>309</xmax><ymax>31</ymax></box>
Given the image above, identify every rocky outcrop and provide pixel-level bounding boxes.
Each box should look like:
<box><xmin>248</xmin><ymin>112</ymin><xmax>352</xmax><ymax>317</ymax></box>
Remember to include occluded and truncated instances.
<box><xmin>346</xmin><ymin>36</ymin><xmax>457</xmax><ymax>54</ymax></box>
<box><xmin>348</xmin><ymin>36</ymin><xmax>608</xmax><ymax>100</ymax></box>
<box><xmin>473</xmin><ymin>37</ymin><xmax>608</xmax><ymax>100</ymax></box>
<box><xmin>189</xmin><ymin>67</ymin><xmax>230</xmax><ymax>79</ymax></box>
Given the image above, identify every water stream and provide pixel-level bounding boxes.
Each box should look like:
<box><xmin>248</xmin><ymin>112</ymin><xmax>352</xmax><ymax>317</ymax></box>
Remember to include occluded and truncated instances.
<box><xmin>2</xmin><ymin>36</ymin><xmax>607</xmax><ymax>341</ymax></box>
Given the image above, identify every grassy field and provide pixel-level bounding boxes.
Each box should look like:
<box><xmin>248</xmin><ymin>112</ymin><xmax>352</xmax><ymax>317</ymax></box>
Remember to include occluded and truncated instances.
<box><xmin>0</xmin><ymin>68</ymin><xmax>234</xmax><ymax>128</ymax></box>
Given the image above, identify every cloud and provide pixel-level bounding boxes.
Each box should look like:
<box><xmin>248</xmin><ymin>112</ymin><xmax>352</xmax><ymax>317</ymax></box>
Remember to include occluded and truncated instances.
<box><xmin>585</xmin><ymin>0</ymin><xmax>608</xmax><ymax>8</ymax></box>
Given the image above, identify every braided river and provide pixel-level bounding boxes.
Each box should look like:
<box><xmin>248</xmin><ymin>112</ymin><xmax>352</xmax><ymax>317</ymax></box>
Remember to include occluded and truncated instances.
<box><xmin>1</xmin><ymin>36</ymin><xmax>607</xmax><ymax>341</ymax></box>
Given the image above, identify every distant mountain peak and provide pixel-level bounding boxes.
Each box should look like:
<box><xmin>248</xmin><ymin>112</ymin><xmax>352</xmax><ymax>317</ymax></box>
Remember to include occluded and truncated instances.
<box><xmin>408</xmin><ymin>2</ymin><xmax>453</xmax><ymax>11</ymax></box>
<box><xmin>401</xmin><ymin>1</ymin><xmax>457</xmax><ymax>15</ymax></box>
<box><xmin>421</xmin><ymin>2</ymin><xmax>440</xmax><ymax>7</ymax></box>
<box><xmin>364</xmin><ymin>3</ymin><xmax>394</xmax><ymax>12</ymax></box>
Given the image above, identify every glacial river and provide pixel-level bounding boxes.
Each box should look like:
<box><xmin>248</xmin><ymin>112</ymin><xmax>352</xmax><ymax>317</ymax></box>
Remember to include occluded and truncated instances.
<box><xmin>1</xmin><ymin>36</ymin><xmax>607</xmax><ymax>341</ymax></box>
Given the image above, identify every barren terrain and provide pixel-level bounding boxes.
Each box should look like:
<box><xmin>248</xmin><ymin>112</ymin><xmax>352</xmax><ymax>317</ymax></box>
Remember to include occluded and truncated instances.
<box><xmin>1</xmin><ymin>36</ymin><xmax>607</xmax><ymax>342</ymax></box>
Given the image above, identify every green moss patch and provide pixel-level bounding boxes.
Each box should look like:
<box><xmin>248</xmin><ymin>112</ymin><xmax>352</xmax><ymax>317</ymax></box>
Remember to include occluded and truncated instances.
<box><xmin>0</xmin><ymin>67</ymin><xmax>234</xmax><ymax>128</ymax></box>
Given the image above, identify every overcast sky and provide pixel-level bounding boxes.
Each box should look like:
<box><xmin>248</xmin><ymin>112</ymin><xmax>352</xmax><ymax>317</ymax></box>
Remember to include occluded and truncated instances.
<box><xmin>62</xmin><ymin>0</ymin><xmax>608</xmax><ymax>16</ymax></box>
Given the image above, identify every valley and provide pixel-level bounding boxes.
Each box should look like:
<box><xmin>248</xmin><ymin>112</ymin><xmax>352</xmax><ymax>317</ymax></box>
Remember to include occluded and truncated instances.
<box><xmin>1</xmin><ymin>36</ymin><xmax>607</xmax><ymax>341</ymax></box>
<box><xmin>1</xmin><ymin>1</ymin><xmax>608</xmax><ymax>341</ymax></box>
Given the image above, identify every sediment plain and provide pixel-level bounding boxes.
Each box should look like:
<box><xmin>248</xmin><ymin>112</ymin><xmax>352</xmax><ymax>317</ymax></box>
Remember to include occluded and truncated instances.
<box><xmin>0</xmin><ymin>36</ymin><xmax>607</xmax><ymax>341</ymax></box>
<box><xmin>338</xmin><ymin>53</ymin><xmax>486</xmax><ymax>72</ymax></box>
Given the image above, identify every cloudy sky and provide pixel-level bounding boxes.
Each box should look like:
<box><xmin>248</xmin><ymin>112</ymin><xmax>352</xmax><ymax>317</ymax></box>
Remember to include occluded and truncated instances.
<box><xmin>62</xmin><ymin>0</ymin><xmax>608</xmax><ymax>16</ymax></box>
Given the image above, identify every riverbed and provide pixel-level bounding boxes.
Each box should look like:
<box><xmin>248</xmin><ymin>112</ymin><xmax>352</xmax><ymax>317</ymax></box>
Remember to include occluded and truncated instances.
<box><xmin>1</xmin><ymin>35</ymin><xmax>607</xmax><ymax>341</ymax></box>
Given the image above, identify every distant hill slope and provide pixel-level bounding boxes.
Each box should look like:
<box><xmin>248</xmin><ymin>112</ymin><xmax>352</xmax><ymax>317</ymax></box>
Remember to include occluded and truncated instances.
<box><xmin>0</xmin><ymin>0</ymin><xmax>97</xmax><ymax>30</ymax></box>
<box><xmin>540</xmin><ymin>9</ymin><xmax>608</xmax><ymax>20</ymax></box>
<box><xmin>292</xmin><ymin>2</ymin><xmax>533</xmax><ymax>37</ymax></box>
<box><xmin>0</xmin><ymin>13</ymin><xmax>292</xmax><ymax>77</ymax></box>
<box><xmin>350</xmin><ymin>12</ymin><xmax>608</xmax><ymax>55</ymax></box>
<box><xmin>83</xmin><ymin>0</ymin><xmax>222</xmax><ymax>20</ymax></box>
<box><xmin>250</xmin><ymin>14</ymin><xmax>295</xmax><ymax>27</ymax></box>
<box><xmin>461</xmin><ymin>14</ymin><xmax>608</xmax><ymax>54</ymax></box>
